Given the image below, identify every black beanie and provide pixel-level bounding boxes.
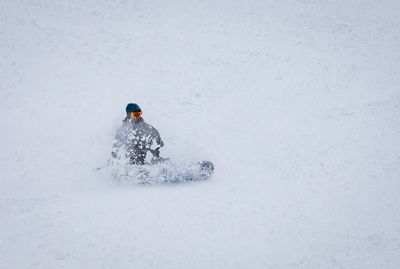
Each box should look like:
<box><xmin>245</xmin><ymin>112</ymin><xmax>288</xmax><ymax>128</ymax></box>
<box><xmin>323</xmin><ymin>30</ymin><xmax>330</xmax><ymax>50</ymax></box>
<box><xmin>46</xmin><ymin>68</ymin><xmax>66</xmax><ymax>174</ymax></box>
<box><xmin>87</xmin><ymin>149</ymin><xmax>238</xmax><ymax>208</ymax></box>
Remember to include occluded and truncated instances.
<box><xmin>125</xmin><ymin>103</ymin><xmax>142</xmax><ymax>113</ymax></box>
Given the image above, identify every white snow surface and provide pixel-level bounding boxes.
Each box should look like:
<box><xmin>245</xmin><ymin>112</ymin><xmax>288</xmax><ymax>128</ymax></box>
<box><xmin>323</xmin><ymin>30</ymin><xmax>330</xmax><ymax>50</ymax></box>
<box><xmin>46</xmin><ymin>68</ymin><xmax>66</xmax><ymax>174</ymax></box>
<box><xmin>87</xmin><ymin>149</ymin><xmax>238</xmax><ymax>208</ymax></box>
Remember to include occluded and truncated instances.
<box><xmin>1</xmin><ymin>0</ymin><xmax>400</xmax><ymax>268</ymax></box>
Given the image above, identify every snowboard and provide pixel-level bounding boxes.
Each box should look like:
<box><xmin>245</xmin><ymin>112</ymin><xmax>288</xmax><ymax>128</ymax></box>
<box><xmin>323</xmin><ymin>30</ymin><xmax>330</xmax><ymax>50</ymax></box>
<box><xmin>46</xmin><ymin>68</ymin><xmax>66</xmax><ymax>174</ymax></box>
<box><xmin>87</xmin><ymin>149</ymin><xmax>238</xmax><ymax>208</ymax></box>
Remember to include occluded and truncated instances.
<box><xmin>109</xmin><ymin>160</ymin><xmax>214</xmax><ymax>185</ymax></box>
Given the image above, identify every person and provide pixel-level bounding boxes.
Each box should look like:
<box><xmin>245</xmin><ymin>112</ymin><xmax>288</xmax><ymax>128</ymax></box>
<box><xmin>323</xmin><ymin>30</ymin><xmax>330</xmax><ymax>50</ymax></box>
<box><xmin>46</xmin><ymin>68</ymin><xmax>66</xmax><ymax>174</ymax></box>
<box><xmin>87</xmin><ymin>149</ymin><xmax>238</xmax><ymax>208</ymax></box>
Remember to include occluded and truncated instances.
<box><xmin>111</xmin><ymin>103</ymin><xmax>164</xmax><ymax>165</ymax></box>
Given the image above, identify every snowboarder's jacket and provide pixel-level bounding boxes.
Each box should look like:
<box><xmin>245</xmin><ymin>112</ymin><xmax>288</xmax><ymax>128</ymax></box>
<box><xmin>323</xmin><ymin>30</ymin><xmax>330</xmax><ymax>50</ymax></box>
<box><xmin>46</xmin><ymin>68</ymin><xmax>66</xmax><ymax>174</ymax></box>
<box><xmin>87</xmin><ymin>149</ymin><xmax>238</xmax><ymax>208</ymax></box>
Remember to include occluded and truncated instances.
<box><xmin>112</xmin><ymin>118</ymin><xmax>164</xmax><ymax>165</ymax></box>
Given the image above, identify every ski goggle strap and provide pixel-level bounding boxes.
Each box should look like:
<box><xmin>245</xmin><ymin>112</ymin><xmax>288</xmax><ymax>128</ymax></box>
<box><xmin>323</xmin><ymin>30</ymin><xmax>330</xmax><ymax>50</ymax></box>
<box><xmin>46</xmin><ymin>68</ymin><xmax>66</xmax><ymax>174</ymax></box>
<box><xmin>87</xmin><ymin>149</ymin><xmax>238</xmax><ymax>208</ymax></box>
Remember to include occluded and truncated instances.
<box><xmin>130</xmin><ymin>111</ymin><xmax>142</xmax><ymax>118</ymax></box>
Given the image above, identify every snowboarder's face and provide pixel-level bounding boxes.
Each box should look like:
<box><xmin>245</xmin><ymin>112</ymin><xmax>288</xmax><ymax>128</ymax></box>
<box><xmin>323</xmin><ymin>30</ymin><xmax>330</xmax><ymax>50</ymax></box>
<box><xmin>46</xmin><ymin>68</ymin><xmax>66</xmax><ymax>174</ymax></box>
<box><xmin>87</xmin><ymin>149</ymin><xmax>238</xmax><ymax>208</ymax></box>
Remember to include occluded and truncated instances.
<box><xmin>130</xmin><ymin>111</ymin><xmax>142</xmax><ymax>119</ymax></box>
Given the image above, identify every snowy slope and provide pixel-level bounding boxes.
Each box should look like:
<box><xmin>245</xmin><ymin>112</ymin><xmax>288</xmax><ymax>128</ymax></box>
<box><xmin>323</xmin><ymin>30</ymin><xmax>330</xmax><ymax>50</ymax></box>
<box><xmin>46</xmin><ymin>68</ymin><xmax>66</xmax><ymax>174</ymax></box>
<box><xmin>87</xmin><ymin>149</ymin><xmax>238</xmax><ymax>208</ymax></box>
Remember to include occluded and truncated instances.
<box><xmin>1</xmin><ymin>0</ymin><xmax>400</xmax><ymax>268</ymax></box>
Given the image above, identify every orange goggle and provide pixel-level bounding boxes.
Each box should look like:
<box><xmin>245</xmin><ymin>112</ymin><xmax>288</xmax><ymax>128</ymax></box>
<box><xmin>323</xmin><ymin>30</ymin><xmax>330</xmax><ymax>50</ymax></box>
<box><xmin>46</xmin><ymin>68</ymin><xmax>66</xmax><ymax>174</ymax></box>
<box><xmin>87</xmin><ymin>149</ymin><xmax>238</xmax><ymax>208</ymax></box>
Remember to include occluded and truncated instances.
<box><xmin>130</xmin><ymin>111</ymin><xmax>142</xmax><ymax>118</ymax></box>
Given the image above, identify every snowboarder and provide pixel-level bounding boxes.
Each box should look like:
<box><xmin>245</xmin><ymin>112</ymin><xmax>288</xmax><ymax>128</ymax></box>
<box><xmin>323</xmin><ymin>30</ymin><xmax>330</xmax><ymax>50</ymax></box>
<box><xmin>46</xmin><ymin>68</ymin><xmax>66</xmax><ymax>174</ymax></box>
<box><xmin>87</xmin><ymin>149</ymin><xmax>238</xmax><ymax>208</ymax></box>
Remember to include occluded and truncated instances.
<box><xmin>111</xmin><ymin>103</ymin><xmax>164</xmax><ymax>165</ymax></box>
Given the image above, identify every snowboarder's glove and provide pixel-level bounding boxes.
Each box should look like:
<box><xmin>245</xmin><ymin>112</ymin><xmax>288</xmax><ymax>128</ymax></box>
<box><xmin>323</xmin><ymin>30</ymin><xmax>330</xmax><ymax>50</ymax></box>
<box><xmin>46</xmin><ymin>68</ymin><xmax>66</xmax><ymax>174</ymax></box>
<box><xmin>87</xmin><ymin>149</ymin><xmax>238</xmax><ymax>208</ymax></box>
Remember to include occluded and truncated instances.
<box><xmin>152</xmin><ymin>148</ymin><xmax>160</xmax><ymax>157</ymax></box>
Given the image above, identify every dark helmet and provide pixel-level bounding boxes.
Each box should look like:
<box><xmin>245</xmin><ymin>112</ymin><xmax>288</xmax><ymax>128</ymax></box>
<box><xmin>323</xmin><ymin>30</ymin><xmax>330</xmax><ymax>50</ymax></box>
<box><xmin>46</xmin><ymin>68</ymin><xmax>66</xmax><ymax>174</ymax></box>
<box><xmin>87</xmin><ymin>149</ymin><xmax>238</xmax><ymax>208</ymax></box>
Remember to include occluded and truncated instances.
<box><xmin>125</xmin><ymin>103</ymin><xmax>142</xmax><ymax>113</ymax></box>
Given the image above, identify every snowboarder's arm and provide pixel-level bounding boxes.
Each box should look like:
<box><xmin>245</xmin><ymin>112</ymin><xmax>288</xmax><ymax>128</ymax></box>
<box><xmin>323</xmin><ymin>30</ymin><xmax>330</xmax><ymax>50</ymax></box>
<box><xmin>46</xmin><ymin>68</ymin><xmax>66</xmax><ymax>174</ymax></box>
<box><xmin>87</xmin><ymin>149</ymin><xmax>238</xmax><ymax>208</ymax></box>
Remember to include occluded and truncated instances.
<box><xmin>153</xmin><ymin>129</ymin><xmax>164</xmax><ymax>149</ymax></box>
<box><xmin>147</xmin><ymin>129</ymin><xmax>164</xmax><ymax>158</ymax></box>
<box><xmin>156</xmin><ymin>133</ymin><xmax>164</xmax><ymax>148</ymax></box>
